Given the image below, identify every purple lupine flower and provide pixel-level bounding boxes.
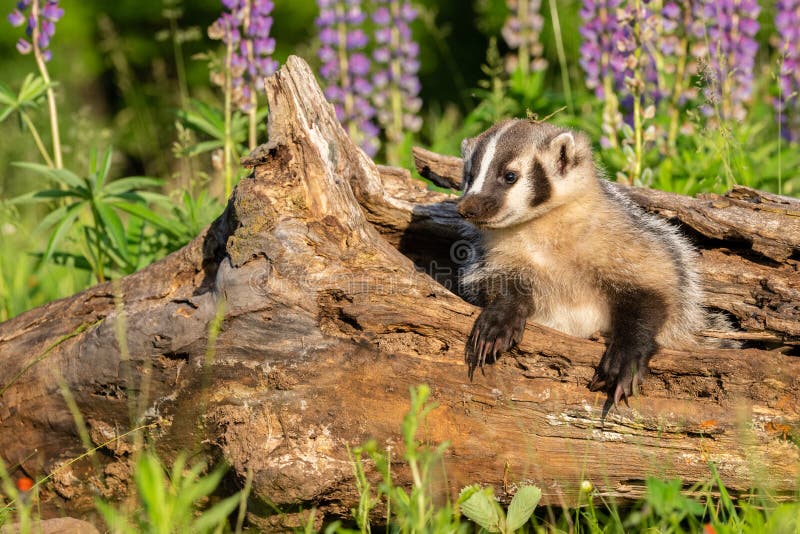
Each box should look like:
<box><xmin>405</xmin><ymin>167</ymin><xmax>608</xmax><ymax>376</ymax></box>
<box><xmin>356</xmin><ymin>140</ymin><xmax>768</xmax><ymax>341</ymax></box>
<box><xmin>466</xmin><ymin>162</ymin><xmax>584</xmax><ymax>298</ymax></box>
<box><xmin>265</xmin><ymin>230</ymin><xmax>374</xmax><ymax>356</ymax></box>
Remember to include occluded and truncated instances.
<box><xmin>775</xmin><ymin>0</ymin><xmax>800</xmax><ymax>141</ymax></box>
<box><xmin>659</xmin><ymin>0</ymin><xmax>701</xmax><ymax>104</ymax></box>
<box><xmin>8</xmin><ymin>9</ymin><xmax>25</xmax><ymax>26</ymax></box>
<box><xmin>579</xmin><ymin>0</ymin><xmax>621</xmax><ymax>100</ymax></box>
<box><xmin>692</xmin><ymin>0</ymin><xmax>760</xmax><ymax>121</ymax></box>
<box><xmin>502</xmin><ymin>0</ymin><xmax>547</xmax><ymax>73</ymax></box>
<box><xmin>316</xmin><ymin>0</ymin><xmax>380</xmax><ymax>157</ymax></box>
<box><xmin>209</xmin><ymin>0</ymin><xmax>279</xmax><ymax>111</ymax></box>
<box><xmin>7</xmin><ymin>0</ymin><xmax>62</xmax><ymax>61</ymax></box>
<box><xmin>613</xmin><ymin>2</ymin><xmax>662</xmax><ymax>105</ymax></box>
<box><xmin>579</xmin><ymin>0</ymin><xmax>661</xmax><ymax>110</ymax></box>
<box><xmin>371</xmin><ymin>0</ymin><xmax>423</xmax><ymax>147</ymax></box>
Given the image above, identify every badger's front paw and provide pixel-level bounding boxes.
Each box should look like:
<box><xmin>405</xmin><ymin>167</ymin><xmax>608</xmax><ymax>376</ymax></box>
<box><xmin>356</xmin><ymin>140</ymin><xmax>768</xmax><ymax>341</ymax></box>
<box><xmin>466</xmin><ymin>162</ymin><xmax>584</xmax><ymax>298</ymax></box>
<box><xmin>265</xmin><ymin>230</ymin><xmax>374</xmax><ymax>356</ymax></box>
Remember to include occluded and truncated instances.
<box><xmin>588</xmin><ymin>348</ymin><xmax>649</xmax><ymax>406</ymax></box>
<box><xmin>465</xmin><ymin>306</ymin><xmax>526</xmax><ymax>380</ymax></box>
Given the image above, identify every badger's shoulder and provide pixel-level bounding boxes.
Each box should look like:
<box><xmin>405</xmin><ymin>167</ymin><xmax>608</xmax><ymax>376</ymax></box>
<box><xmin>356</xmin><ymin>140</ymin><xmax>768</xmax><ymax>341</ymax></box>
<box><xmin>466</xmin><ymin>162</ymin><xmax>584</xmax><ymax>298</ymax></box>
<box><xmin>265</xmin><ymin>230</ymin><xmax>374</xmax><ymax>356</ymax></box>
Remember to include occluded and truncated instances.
<box><xmin>596</xmin><ymin>179</ymin><xmax>698</xmax><ymax>281</ymax></box>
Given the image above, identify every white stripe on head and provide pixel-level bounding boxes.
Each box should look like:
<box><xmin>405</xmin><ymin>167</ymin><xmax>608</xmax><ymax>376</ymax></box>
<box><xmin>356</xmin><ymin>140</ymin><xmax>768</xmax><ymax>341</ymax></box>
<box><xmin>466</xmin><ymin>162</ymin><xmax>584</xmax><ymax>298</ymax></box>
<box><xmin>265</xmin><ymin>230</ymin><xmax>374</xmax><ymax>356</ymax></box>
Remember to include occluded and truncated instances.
<box><xmin>465</xmin><ymin>122</ymin><xmax>514</xmax><ymax>196</ymax></box>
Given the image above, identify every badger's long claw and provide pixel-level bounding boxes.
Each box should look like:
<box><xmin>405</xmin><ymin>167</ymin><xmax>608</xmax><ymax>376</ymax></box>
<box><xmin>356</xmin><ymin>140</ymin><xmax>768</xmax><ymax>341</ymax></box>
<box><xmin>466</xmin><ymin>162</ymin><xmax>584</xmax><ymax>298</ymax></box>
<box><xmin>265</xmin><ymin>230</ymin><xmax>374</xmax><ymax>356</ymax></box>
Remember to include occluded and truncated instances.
<box><xmin>464</xmin><ymin>305</ymin><xmax>526</xmax><ymax>380</ymax></box>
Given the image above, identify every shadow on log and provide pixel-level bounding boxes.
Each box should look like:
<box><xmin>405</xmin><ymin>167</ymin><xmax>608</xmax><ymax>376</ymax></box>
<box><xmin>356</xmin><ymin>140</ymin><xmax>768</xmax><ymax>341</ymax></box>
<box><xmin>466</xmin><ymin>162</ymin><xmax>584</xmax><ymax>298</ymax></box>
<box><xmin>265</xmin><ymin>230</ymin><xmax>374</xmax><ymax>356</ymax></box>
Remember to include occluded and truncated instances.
<box><xmin>1</xmin><ymin>56</ymin><xmax>799</xmax><ymax>529</ymax></box>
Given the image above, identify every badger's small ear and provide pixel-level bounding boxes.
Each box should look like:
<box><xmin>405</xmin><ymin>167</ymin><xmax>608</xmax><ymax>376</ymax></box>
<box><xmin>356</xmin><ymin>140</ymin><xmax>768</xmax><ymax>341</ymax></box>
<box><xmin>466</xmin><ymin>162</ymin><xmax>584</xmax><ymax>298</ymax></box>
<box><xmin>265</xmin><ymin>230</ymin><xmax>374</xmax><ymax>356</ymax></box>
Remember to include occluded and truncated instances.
<box><xmin>550</xmin><ymin>132</ymin><xmax>576</xmax><ymax>175</ymax></box>
<box><xmin>461</xmin><ymin>137</ymin><xmax>476</xmax><ymax>160</ymax></box>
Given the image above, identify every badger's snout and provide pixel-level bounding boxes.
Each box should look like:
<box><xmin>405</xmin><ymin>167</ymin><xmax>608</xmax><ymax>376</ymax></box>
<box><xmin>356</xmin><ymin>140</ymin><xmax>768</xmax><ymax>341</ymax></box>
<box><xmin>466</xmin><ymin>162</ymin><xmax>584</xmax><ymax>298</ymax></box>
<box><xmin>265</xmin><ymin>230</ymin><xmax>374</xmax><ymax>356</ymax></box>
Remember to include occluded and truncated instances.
<box><xmin>457</xmin><ymin>194</ymin><xmax>500</xmax><ymax>222</ymax></box>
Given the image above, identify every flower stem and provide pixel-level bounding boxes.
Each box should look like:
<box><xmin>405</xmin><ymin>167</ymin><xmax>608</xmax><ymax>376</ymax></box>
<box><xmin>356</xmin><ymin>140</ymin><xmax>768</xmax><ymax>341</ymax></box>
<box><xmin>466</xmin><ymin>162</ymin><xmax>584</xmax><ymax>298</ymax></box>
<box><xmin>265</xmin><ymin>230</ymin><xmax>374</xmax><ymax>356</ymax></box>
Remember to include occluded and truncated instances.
<box><xmin>249</xmin><ymin>94</ymin><xmax>257</xmax><ymax>151</ymax></box>
<box><xmin>408</xmin><ymin>456</ymin><xmax>426</xmax><ymax>531</ymax></box>
<box><xmin>169</xmin><ymin>15</ymin><xmax>189</xmax><ymax>110</ymax></box>
<box><xmin>223</xmin><ymin>40</ymin><xmax>234</xmax><ymax>199</ymax></box>
<box><xmin>602</xmin><ymin>71</ymin><xmax>619</xmax><ymax>150</ymax></box>
<box><xmin>631</xmin><ymin>0</ymin><xmax>644</xmax><ymax>184</ymax></box>
<box><xmin>666</xmin><ymin>35</ymin><xmax>689</xmax><ymax>154</ymax></box>
<box><xmin>548</xmin><ymin>0</ymin><xmax>573</xmax><ymax>114</ymax></box>
<box><xmin>20</xmin><ymin>111</ymin><xmax>55</xmax><ymax>167</ymax></box>
<box><xmin>777</xmin><ymin>53</ymin><xmax>784</xmax><ymax>196</ymax></box>
<box><xmin>92</xmin><ymin>211</ymin><xmax>106</xmax><ymax>283</ymax></box>
<box><xmin>518</xmin><ymin>0</ymin><xmax>530</xmax><ymax>77</ymax></box>
<box><xmin>335</xmin><ymin>2</ymin><xmax>356</xmax><ymax>143</ymax></box>
<box><xmin>387</xmin><ymin>1</ymin><xmax>404</xmax><ymax>165</ymax></box>
<box><xmin>243</xmin><ymin>0</ymin><xmax>258</xmax><ymax>151</ymax></box>
<box><xmin>31</xmin><ymin>0</ymin><xmax>63</xmax><ymax>169</ymax></box>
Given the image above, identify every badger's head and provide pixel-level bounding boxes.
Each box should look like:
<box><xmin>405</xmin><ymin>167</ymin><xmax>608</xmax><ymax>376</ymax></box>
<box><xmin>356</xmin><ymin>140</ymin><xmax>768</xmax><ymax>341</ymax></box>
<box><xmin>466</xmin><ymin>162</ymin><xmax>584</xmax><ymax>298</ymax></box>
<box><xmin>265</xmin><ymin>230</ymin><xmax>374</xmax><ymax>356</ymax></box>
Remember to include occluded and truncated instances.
<box><xmin>457</xmin><ymin>119</ymin><xmax>594</xmax><ymax>228</ymax></box>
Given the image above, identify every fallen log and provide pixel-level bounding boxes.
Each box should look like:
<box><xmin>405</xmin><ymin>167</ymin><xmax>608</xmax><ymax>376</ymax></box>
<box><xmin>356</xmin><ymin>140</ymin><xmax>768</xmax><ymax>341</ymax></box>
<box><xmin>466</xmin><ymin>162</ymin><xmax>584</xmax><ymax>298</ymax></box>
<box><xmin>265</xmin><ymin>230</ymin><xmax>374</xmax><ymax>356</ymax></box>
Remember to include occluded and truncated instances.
<box><xmin>0</xmin><ymin>56</ymin><xmax>798</xmax><ymax>529</ymax></box>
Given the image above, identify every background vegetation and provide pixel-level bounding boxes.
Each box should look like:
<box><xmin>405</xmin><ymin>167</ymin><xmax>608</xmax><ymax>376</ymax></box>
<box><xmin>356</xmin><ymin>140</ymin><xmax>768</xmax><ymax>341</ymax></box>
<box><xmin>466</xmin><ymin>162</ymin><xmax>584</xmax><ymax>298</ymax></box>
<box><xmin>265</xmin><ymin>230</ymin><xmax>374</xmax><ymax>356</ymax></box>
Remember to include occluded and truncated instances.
<box><xmin>1</xmin><ymin>0</ymin><xmax>798</xmax><ymax>320</ymax></box>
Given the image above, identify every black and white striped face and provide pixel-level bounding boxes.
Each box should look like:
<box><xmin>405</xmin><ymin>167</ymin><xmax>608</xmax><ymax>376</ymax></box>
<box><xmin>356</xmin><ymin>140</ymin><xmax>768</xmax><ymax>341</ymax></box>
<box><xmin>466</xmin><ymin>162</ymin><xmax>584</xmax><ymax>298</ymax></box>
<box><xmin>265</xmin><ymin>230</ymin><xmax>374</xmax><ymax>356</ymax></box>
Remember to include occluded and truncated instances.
<box><xmin>457</xmin><ymin>119</ymin><xmax>588</xmax><ymax>228</ymax></box>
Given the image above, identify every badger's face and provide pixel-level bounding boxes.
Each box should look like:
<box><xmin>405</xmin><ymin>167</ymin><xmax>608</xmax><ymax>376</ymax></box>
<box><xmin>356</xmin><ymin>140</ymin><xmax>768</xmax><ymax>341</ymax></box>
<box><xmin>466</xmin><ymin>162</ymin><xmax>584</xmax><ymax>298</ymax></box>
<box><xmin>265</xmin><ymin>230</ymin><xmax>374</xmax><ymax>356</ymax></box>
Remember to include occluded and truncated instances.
<box><xmin>457</xmin><ymin>119</ymin><xmax>591</xmax><ymax>228</ymax></box>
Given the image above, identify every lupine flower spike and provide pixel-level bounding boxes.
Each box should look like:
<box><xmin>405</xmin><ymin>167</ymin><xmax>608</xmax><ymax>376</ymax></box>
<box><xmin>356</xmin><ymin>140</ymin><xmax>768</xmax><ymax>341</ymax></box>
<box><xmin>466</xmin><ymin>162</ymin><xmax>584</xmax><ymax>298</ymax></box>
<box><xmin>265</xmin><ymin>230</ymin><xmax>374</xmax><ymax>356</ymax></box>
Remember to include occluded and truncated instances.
<box><xmin>775</xmin><ymin>0</ymin><xmax>800</xmax><ymax>142</ymax></box>
<box><xmin>580</xmin><ymin>0</ymin><xmax>660</xmax><ymax>116</ymax></box>
<box><xmin>317</xmin><ymin>0</ymin><xmax>380</xmax><ymax>157</ymax></box>
<box><xmin>579</xmin><ymin>0</ymin><xmax>624</xmax><ymax>148</ymax></box>
<box><xmin>502</xmin><ymin>0</ymin><xmax>547</xmax><ymax>74</ymax></box>
<box><xmin>209</xmin><ymin>0</ymin><xmax>278</xmax><ymax>114</ymax></box>
<box><xmin>7</xmin><ymin>0</ymin><xmax>64</xmax><ymax>168</ymax></box>
<box><xmin>209</xmin><ymin>0</ymin><xmax>279</xmax><ymax>196</ymax></box>
<box><xmin>694</xmin><ymin>0</ymin><xmax>760</xmax><ymax>122</ymax></box>
<box><xmin>371</xmin><ymin>0</ymin><xmax>422</xmax><ymax>163</ymax></box>
<box><xmin>580</xmin><ymin>0</ymin><xmax>660</xmax><ymax>184</ymax></box>
<box><xmin>659</xmin><ymin>1</ymin><xmax>702</xmax><ymax>150</ymax></box>
<box><xmin>8</xmin><ymin>0</ymin><xmax>63</xmax><ymax>62</ymax></box>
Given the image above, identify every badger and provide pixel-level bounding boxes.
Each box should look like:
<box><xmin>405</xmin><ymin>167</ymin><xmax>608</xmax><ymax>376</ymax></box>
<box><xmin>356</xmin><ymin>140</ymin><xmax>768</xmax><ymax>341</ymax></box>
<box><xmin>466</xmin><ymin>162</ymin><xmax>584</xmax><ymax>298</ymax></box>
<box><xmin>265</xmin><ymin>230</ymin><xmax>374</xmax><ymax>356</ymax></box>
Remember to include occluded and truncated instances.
<box><xmin>457</xmin><ymin>118</ymin><xmax>732</xmax><ymax>404</ymax></box>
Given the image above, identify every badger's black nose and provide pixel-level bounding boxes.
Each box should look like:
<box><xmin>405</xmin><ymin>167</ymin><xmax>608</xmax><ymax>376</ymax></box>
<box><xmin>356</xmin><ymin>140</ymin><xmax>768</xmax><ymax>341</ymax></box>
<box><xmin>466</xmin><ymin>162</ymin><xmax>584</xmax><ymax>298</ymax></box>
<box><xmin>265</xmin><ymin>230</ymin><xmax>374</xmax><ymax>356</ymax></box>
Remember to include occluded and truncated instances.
<box><xmin>457</xmin><ymin>199</ymin><xmax>480</xmax><ymax>219</ymax></box>
<box><xmin>457</xmin><ymin>194</ymin><xmax>498</xmax><ymax>221</ymax></box>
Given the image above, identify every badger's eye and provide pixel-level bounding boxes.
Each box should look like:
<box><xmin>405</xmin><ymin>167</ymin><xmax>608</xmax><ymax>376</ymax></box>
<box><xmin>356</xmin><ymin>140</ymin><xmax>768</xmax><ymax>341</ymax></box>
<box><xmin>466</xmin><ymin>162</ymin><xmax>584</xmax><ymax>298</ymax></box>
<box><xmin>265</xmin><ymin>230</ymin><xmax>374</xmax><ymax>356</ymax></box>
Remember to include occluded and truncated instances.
<box><xmin>503</xmin><ymin>171</ymin><xmax>517</xmax><ymax>184</ymax></box>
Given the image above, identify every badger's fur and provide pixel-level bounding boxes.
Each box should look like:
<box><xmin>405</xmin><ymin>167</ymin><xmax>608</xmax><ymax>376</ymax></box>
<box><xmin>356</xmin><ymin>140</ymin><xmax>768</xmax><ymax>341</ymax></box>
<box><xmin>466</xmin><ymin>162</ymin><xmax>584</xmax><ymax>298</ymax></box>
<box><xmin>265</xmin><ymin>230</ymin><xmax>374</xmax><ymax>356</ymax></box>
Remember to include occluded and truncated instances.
<box><xmin>457</xmin><ymin>119</ymin><xmax>733</xmax><ymax>403</ymax></box>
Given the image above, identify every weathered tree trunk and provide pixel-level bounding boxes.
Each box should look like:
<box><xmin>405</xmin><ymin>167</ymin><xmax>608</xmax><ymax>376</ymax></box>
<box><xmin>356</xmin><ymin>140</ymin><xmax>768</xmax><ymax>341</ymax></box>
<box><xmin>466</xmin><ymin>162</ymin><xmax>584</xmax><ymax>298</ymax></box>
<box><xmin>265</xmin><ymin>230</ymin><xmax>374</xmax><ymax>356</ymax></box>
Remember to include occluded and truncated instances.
<box><xmin>0</xmin><ymin>56</ymin><xmax>799</xmax><ymax>529</ymax></box>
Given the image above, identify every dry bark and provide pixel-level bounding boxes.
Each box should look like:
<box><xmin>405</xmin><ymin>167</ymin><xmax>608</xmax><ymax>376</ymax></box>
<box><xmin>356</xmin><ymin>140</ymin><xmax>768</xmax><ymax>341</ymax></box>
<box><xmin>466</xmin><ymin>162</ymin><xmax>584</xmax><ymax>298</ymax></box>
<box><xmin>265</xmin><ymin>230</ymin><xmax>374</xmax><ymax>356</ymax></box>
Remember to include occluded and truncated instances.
<box><xmin>0</xmin><ymin>56</ymin><xmax>799</xmax><ymax>529</ymax></box>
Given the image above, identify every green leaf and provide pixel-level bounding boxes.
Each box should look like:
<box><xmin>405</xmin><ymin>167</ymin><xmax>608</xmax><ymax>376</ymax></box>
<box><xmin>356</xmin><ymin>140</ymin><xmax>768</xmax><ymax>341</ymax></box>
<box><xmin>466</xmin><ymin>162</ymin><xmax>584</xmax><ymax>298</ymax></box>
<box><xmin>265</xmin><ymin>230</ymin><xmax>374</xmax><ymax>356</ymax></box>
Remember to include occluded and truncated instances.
<box><xmin>459</xmin><ymin>486</ymin><xmax>503</xmax><ymax>533</ymax></box>
<box><xmin>190</xmin><ymin>493</ymin><xmax>241</xmax><ymax>533</ymax></box>
<box><xmin>177</xmin><ymin>466</ymin><xmax>224</xmax><ymax>509</ymax></box>
<box><xmin>182</xmin><ymin>139</ymin><xmax>223</xmax><ymax>157</ymax></box>
<box><xmin>94</xmin><ymin>203</ymin><xmax>130</xmax><ymax>261</ymax></box>
<box><xmin>97</xmin><ymin>147</ymin><xmax>113</xmax><ymax>190</ymax></box>
<box><xmin>34</xmin><ymin>201</ymin><xmax>79</xmax><ymax>234</ymax></box>
<box><xmin>8</xmin><ymin>189</ymin><xmax>74</xmax><ymax>205</ymax></box>
<box><xmin>645</xmin><ymin>477</ymin><xmax>704</xmax><ymax>519</ymax></box>
<box><xmin>0</xmin><ymin>82</ymin><xmax>15</xmax><ymax>105</ymax></box>
<box><xmin>94</xmin><ymin>499</ymin><xmax>140</xmax><ymax>534</ymax></box>
<box><xmin>506</xmin><ymin>485</ymin><xmax>541</xmax><ymax>532</ymax></box>
<box><xmin>41</xmin><ymin>202</ymin><xmax>83</xmax><ymax>264</ymax></box>
<box><xmin>12</xmin><ymin>162</ymin><xmax>85</xmax><ymax>190</ymax></box>
<box><xmin>112</xmin><ymin>190</ymin><xmax>169</xmax><ymax>206</ymax></box>
<box><xmin>49</xmin><ymin>251</ymin><xmax>93</xmax><ymax>271</ymax></box>
<box><xmin>111</xmin><ymin>201</ymin><xmax>185</xmax><ymax>238</ymax></box>
<box><xmin>134</xmin><ymin>453</ymin><xmax>169</xmax><ymax>529</ymax></box>
<box><xmin>103</xmin><ymin>176</ymin><xmax>163</xmax><ymax>195</ymax></box>
<box><xmin>178</xmin><ymin>100</ymin><xmax>225</xmax><ymax>139</ymax></box>
<box><xmin>137</xmin><ymin>191</ymin><xmax>174</xmax><ymax>208</ymax></box>
<box><xmin>17</xmin><ymin>74</ymin><xmax>50</xmax><ymax>104</ymax></box>
<box><xmin>0</xmin><ymin>74</ymin><xmax>50</xmax><ymax>120</ymax></box>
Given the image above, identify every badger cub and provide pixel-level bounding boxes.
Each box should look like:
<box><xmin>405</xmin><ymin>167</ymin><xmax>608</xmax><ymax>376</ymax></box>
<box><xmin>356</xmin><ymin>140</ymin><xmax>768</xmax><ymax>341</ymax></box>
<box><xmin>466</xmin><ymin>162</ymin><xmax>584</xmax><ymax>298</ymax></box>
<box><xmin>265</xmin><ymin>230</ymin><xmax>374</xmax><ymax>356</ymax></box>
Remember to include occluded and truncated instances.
<box><xmin>458</xmin><ymin>119</ymin><xmax>716</xmax><ymax>404</ymax></box>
